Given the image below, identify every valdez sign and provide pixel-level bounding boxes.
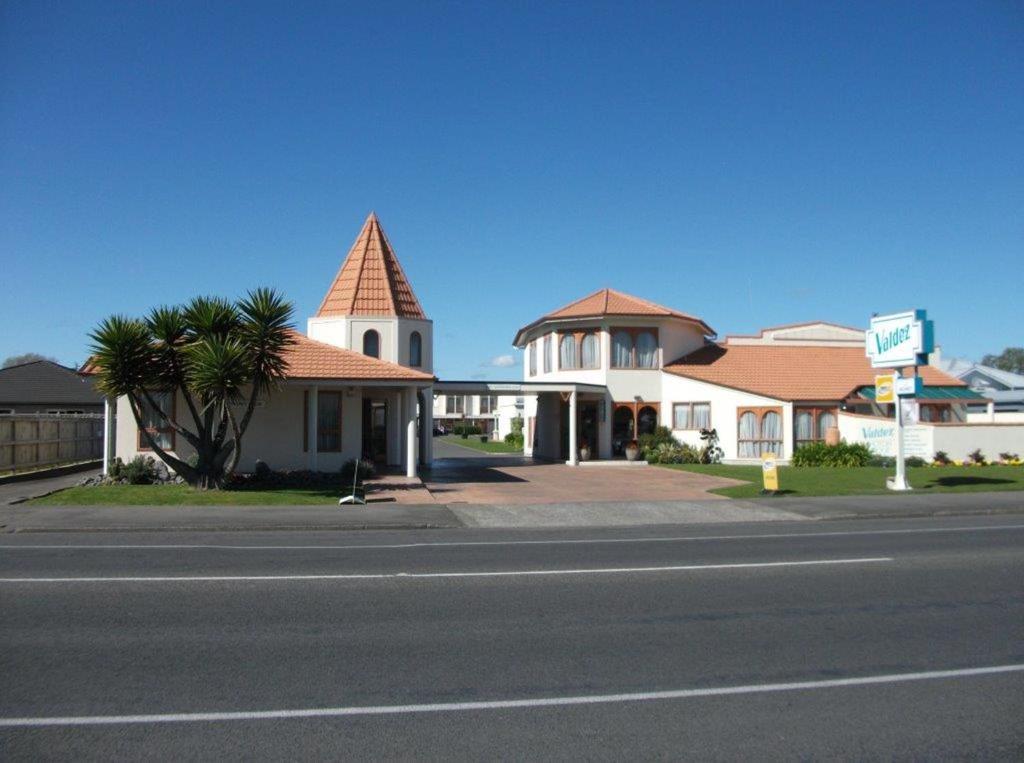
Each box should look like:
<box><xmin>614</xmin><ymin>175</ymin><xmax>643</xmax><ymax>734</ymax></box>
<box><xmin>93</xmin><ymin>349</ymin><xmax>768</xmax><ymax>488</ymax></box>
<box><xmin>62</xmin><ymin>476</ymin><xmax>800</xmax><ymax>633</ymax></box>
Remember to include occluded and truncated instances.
<box><xmin>866</xmin><ymin>310</ymin><xmax>934</xmax><ymax>368</ymax></box>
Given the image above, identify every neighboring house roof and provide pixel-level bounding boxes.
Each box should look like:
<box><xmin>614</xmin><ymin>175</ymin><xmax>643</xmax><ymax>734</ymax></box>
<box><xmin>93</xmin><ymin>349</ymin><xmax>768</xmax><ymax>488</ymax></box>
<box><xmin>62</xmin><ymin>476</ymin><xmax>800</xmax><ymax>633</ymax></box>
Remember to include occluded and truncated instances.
<box><xmin>514</xmin><ymin>288</ymin><xmax>715</xmax><ymax>346</ymax></box>
<box><xmin>0</xmin><ymin>360</ymin><xmax>103</xmax><ymax>406</ymax></box>
<box><xmin>940</xmin><ymin>358</ymin><xmax>1024</xmax><ymax>390</ymax></box>
<box><xmin>315</xmin><ymin>212</ymin><xmax>427</xmax><ymax>320</ymax></box>
<box><xmin>664</xmin><ymin>344</ymin><xmax>966</xmax><ymax>402</ymax></box>
<box><xmin>282</xmin><ymin>331</ymin><xmax>434</xmax><ymax>382</ymax></box>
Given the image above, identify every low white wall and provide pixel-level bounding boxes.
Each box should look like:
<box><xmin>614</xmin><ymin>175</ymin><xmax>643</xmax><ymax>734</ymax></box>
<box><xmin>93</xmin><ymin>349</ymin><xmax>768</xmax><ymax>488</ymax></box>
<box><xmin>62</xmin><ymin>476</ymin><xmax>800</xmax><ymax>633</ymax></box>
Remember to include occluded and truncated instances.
<box><xmin>967</xmin><ymin>411</ymin><xmax>1024</xmax><ymax>424</ymax></box>
<box><xmin>839</xmin><ymin>412</ymin><xmax>1024</xmax><ymax>461</ymax></box>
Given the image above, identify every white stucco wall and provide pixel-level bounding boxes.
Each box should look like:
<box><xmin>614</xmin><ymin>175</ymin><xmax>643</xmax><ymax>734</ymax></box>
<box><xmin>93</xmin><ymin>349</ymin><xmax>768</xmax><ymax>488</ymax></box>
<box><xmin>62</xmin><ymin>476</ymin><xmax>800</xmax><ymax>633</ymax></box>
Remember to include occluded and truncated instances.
<box><xmin>115</xmin><ymin>383</ymin><xmax>426</xmax><ymax>474</ymax></box>
<box><xmin>307</xmin><ymin>316</ymin><xmax>434</xmax><ymax>373</ymax></box>
<box><xmin>660</xmin><ymin>374</ymin><xmax>791</xmax><ymax>461</ymax></box>
<box><xmin>839</xmin><ymin>412</ymin><xmax>1024</xmax><ymax>461</ymax></box>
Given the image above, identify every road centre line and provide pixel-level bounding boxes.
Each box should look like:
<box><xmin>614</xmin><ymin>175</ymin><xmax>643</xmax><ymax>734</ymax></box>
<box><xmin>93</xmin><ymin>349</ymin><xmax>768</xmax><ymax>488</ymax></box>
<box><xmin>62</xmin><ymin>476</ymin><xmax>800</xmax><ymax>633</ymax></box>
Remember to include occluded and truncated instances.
<box><xmin>1</xmin><ymin>523</ymin><xmax>1022</xmax><ymax>551</ymax></box>
<box><xmin>0</xmin><ymin>557</ymin><xmax>891</xmax><ymax>583</ymax></box>
<box><xmin>1</xmin><ymin>663</ymin><xmax>1020</xmax><ymax>727</ymax></box>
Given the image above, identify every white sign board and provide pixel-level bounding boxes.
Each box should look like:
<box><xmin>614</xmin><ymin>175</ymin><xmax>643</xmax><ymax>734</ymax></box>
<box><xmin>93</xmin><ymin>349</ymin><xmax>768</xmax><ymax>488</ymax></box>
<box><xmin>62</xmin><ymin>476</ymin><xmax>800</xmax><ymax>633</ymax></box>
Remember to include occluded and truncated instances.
<box><xmin>866</xmin><ymin>310</ymin><xmax>934</xmax><ymax>368</ymax></box>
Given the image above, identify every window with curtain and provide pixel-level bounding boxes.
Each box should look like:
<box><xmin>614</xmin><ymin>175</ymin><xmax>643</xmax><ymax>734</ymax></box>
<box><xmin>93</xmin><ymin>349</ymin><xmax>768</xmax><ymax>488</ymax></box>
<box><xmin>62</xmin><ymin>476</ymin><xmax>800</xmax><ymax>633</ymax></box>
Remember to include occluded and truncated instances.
<box><xmin>737</xmin><ymin>411</ymin><xmax>759</xmax><ymax>458</ymax></box>
<box><xmin>528</xmin><ymin>342</ymin><xmax>537</xmax><ymax>376</ymax></box>
<box><xmin>479</xmin><ymin>395</ymin><xmax>498</xmax><ymax>414</ymax></box>
<box><xmin>636</xmin><ymin>332</ymin><xmax>658</xmax><ymax>368</ymax></box>
<box><xmin>795</xmin><ymin>411</ymin><xmax>814</xmax><ymax>446</ymax></box>
<box><xmin>137</xmin><ymin>391</ymin><xmax>175</xmax><ymax>450</ymax></box>
<box><xmin>611</xmin><ymin>331</ymin><xmax>633</xmax><ymax>368</ymax></box>
<box><xmin>316</xmin><ymin>391</ymin><xmax>342</xmax><ymax>452</ymax></box>
<box><xmin>761</xmin><ymin>411</ymin><xmax>782</xmax><ymax>455</ymax></box>
<box><xmin>672</xmin><ymin>402</ymin><xmax>711</xmax><ymax>430</ymax></box>
<box><xmin>817</xmin><ymin>411</ymin><xmax>837</xmax><ymax>440</ymax></box>
<box><xmin>559</xmin><ymin>335</ymin><xmax>578</xmax><ymax>369</ymax></box>
<box><xmin>409</xmin><ymin>332</ymin><xmax>422</xmax><ymax>367</ymax></box>
<box><xmin>445</xmin><ymin>396</ymin><xmax>464</xmax><ymax>414</ymax></box>
<box><xmin>580</xmin><ymin>333</ymin><xmax>599</xmax><ymax>369</ymax></box>
<box><xmin>693</xmin><ymin>403</ymin><xmax>711</xmax><ymax>430</ymax></box>
<box><xmin>543</xmin><ymin>334</ymin><xmax>552</xmax><ymax>373</ymax></box>
<box><xmin>363</xmin><ymin>330</ymin><xmax>380</xmax><ymax>358</ymax></box>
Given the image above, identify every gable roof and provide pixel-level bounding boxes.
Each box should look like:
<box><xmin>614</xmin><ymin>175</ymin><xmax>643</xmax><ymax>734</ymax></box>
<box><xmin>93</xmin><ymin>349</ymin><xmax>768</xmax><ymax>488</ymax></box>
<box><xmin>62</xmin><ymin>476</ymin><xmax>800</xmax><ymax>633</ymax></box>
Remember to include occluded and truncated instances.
<box><xmin>665</xmin><ymin>344</ymin><xmax>965</xmax><ymax>402</ymax></box>
<box><xmin>942</xmin><ymin>360</ymin><xmax>1024</xmax><ymax>390</ymax></box>
<box><xmin>315</xmin><ymin>213</ymin><xmax>426</xmax><ymax>320</ymax></box>
<box><xmin>282</xmin><ymin>331</ymin><xmax>434</xmax><ymax>382</ymax></box>
<box><xmin>0</xmin><ymin>360</ymin><xmax>103</xmax><ymax>406</ymax></box>
<box><xmin>514</xmin><ymin>288</ymin><xmax>714</xmax><ymax>346</ymax></box>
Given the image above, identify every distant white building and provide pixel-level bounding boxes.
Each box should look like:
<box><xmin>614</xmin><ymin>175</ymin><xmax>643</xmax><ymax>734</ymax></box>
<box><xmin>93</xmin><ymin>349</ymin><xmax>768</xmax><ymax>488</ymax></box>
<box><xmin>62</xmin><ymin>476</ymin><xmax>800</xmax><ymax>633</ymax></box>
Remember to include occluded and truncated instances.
<box><xmin>937</xmin><ymin>355</ymin><xmax>1024</xmax><ymax>413</ymax></box>
<box><xmin>432</xmin><ymin>393</ymin><xmax>523</xmax><ymax>440</ymax></box>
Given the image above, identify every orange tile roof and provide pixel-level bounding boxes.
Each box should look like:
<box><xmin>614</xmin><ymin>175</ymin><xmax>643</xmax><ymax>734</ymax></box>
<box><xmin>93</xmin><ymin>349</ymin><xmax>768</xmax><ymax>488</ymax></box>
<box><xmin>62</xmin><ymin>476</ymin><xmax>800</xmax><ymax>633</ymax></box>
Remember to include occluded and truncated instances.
<box><xmin>316</xmin><ymin>212</ymin><xmax>427</xmax><ymax>319</ymax></box>
<box><xmin>665</xmin><ymin>344</ymin><xmax>965</xmax><ymax>401</ymax></box>
<box><xmin>283</xmin><ymin>331</ymin><xmax>434</xmax><ymax>381</ymax></box>
<box><xmin>514</xmin><ymin>288</ymin><xmax>714</xmax><ymax>345</ymax></box>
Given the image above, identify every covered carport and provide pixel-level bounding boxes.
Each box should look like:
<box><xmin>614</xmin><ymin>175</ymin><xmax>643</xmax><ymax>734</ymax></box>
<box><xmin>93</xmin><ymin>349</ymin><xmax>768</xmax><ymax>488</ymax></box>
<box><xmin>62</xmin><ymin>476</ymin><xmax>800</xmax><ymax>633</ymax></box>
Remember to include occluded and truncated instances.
<box><xmin>432</xmin><ymin>380</ymin><xmax>608</xmax><ymax>465</ymax></box>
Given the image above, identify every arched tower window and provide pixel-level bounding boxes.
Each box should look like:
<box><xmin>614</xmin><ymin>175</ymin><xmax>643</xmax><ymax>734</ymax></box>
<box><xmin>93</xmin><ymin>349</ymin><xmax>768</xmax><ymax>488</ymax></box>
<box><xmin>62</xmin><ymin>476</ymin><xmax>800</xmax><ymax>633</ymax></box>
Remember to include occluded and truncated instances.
<box><xmin>363</xmin><ymin>329</ymin><xmax>380</xmax><ymax>358</ymax></box>
<box><xmin>409</xmin><ymin>331</ymin><xmax>422</xmax><ymax>367</ymax></box>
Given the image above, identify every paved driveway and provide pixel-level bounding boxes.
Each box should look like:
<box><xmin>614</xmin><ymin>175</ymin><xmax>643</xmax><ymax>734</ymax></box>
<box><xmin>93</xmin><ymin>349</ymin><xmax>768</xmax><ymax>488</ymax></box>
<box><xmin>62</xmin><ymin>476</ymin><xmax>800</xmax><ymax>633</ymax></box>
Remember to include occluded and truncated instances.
<box><xmin>424</xmin><ymin>438</ymin><xmax>743</xmax><ymax>505</ymax></box>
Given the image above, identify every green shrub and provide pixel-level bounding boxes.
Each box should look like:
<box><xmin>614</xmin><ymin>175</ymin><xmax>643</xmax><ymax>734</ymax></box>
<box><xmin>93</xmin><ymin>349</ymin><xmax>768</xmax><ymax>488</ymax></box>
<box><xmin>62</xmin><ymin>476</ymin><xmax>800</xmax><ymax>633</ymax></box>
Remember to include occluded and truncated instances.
<box><xmin>340</xmin><ymin>458</ymin><xmax>375</xmax><ymax>485</ymax></box>
<box><xmin>905</xmin><ymin>456</ymin><xmax>926</xmax><ymax>467</ymax></box>
<box><xmin>638</xmin><ymin>426</ymin><xmax>676</xmax><ymax>459</ymax></box>
<box><xmin>504</xmin><ymin>432</ymin><xmax>524</xmax><ymax>448</ymax></box>
<box><xmin>868</xmin><ymin>456</ymin><xmax>895</xmax><ymax>468</ymax></box>
<box><xmin>645</xmin><ymin>442</ymin><xmax>702</xmax><ymax>464</ymax></box>
<box><xmin>452</xmin><ymin>424</ymin><xmax>482</xmax><ymax>436</ymax></box>
<box><xmin>967</xmin><ymin>448</ymin><xmax>986</xmax><ymax>465</ymax></box>
<box><xmin>121</xmin><ymin>455</ymin><xmax>158</xmax><ymax>484</ymax></box>
<box><xmin>699</xmin><ymin>428</ymin><xmax>724</xmax><ymax>464</ymax></box>
<box><xmin>792</xmin><ymin>441</ymin><xmax>874</xmax><ymax>467</ymax></box>
<box><xmin>933</xmin><ymin>450</ymin><xmax>951</xmax><ymax>465</ymax></box>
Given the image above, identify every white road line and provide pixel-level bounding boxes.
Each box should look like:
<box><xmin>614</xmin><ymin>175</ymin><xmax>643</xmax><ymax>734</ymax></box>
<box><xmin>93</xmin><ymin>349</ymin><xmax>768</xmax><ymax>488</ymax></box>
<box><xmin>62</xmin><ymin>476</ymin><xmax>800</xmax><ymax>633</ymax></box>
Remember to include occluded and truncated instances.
<box><xmin>2</xmin><ymin>523</ymin><xmax>1022</xmax><ymax>551</ymax></box>
<box><xmin>0</xmin><ymin>556</ymin><xmax>891</xmax><ymax>583</ymax></box>
<box><xmin>2</xmin><ymin>664</ymin><xmax>1020</xmax><ymax>728</ymax></box>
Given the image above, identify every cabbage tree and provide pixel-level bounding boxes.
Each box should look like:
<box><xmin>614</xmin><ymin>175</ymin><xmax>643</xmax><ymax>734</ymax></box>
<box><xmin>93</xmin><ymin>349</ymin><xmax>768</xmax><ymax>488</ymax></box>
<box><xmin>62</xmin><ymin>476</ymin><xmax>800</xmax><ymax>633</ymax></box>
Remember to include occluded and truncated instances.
<box><xmin>89</xmin><ymin>288</ymin><xmax>295</xmax><ymax>489</ymax></box>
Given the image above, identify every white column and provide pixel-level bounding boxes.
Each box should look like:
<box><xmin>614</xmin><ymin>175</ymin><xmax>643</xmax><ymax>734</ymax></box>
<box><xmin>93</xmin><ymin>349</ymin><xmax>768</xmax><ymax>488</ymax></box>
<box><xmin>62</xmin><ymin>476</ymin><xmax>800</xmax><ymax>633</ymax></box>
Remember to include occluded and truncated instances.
<box><xmin>307</xmin><ymin>385</ymin><xmax>318</xmax><ymax>471</ymax></box>
<box><xmin>568</xmin><ymin>389</ymin><xmax>578</xmax><ymax>465</ymax></box>
<box><xmin>423</xmin><ymin>388</ymin><xmax>434</xmax><ymax>465</ymax></box>
<box><xmin>102</xmin><ymin>397</ymin><xmax>115</xmax><ymax>475</ymax></box>
<box><xmin>987</xmin><ymin>401</ymin><xmax>995</xmax><ymax>422</ymax></box>
<box><xmin>406</xmin><ymin>386</ymin><xmax>417</xmax><ymax>478</ymax></box>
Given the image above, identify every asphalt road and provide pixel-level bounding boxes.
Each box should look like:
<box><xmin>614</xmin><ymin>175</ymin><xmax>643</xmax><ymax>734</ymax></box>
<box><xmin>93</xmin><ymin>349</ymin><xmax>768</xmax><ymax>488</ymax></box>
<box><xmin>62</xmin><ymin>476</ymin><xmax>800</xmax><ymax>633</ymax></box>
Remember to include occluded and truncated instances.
<box><xmin>2</xmin><ymin>516</ymin><xmax>1022</xmax><ymax>759</ymax></box>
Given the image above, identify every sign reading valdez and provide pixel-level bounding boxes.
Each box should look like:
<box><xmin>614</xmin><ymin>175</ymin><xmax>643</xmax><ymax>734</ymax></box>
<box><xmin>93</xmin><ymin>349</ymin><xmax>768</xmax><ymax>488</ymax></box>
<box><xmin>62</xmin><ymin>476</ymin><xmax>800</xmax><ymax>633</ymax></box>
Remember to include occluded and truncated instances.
<box><xmin>865</xmin><ymin>310</ymin><xmax>934</xmax><ymax>368</ymax></box>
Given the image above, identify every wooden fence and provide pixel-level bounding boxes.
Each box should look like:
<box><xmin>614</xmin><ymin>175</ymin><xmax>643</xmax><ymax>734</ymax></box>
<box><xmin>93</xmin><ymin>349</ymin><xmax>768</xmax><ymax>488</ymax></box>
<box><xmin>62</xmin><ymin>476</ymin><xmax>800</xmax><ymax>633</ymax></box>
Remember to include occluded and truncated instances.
<box><xmin>0</xmin><ymin>413</ymin><xmax>106</xmax><ymax>472</ymax></box>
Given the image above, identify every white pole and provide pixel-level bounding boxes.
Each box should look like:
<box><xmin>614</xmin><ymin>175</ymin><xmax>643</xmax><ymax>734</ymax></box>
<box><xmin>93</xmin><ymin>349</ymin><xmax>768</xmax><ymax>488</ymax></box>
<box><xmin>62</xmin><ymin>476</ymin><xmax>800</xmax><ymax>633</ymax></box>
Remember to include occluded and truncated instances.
<box><xmin>889</xmin><ymin>371</ymin><xmax>911</xmax><ymax>491</ymax></box>
<box><xmin>568</xmin><ymin>389</ymin><xmax>578</xmax><ymax>466</ymax></box>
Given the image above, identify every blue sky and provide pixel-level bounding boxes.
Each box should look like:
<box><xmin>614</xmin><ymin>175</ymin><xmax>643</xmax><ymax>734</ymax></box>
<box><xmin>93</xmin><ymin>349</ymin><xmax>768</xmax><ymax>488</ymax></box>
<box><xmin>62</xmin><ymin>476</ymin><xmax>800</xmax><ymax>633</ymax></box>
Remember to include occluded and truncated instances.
<box><xmin>2</xmin><ymin>1</ymin><xmax>1021</xmax><ymax>378</ymax></box>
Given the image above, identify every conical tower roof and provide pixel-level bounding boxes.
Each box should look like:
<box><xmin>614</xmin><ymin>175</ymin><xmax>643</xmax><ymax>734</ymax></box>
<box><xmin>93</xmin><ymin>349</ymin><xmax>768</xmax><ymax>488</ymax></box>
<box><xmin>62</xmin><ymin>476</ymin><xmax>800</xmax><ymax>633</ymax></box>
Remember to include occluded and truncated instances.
<box><xmin>316</xmin><ymin>213</ymin><xmax>427</xmax><ymax>319</ymax></box>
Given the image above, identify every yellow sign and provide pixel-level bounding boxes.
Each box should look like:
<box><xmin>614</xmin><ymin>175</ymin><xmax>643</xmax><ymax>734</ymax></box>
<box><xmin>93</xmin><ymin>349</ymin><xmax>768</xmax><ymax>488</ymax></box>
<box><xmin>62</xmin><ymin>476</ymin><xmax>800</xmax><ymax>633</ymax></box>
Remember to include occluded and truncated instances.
<box><xmin>875</xmin><ymin>374</ymin><xmax>896</xmax><ymax>404</ymax></box>
<box><xmin>761</xmin><ymin>452</ymin><xmax>779</xmax><ymax>492</ymax></box>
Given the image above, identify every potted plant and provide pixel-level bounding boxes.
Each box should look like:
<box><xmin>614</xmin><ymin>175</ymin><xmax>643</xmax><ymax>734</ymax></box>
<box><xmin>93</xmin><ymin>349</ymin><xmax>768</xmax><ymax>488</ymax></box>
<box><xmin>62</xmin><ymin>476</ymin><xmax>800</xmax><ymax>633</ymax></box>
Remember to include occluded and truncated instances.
<box><xmin>624</xmin><ymin>439</ymin><xmax>640</xmax><ymax>462</ymax></box>
<box><xmin>579</xmin><ymin>440</ymin><xmax>591</xmax><ymax>462</ymax></box>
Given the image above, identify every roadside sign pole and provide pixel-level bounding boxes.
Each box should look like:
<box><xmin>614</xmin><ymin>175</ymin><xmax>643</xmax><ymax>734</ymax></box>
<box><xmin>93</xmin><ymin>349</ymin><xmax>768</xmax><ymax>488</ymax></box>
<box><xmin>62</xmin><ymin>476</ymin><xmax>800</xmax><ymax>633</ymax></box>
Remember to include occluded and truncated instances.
<box><xmin>890</xmin><ymin>376</ymin><xmax>909</xmax><ymax>491</ymax></box>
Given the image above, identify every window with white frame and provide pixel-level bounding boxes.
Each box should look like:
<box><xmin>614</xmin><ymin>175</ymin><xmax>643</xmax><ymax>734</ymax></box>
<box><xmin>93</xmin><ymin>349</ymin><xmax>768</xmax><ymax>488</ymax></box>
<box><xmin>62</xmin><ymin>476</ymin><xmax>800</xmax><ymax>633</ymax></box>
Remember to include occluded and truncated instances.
<box><xmin>559</xmin><ymin>334</ymin><xmax>578</xmax><ymax>369</ymax></box>
<box><xmin>479</xmin><ymin>395</ymin><xmax>498</xmax><ymax>414</ymax></box>
<box><xmin>543</xmin><ymin>334</ymin><xmax>552</xmax><ymax>373</ymax></box>
<box><xmin>528</xmin><ymin>342</ymin><xmax>537</xmax><ymax>376</ymax></box>
<box><xmin>610</xmin><ymin>328</ymin><xmax>658</xmax><ymax>368</ymax></box>
<box><xmin>445</xmin><ymin>395</ymin><xmax>465</xmax><ymax>415</ymax></box>
<box><xmin>673</xmin><ymin>402</ymin><xmax>711</xmax><ymax>430</ymax></box>
<box><xmin>137</xmin><ymin>391</ymin><xmax>175</xmax><ymax>450</ymax></box>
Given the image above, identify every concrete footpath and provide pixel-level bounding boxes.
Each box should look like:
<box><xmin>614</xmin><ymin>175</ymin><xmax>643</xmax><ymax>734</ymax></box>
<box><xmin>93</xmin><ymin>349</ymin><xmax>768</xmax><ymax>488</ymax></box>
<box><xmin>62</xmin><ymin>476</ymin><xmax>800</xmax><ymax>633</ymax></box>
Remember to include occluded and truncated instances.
<box><xmin>1</xmin><ymin>491</ymin><xmax>1023</xmax><ymax>532</ymax></box>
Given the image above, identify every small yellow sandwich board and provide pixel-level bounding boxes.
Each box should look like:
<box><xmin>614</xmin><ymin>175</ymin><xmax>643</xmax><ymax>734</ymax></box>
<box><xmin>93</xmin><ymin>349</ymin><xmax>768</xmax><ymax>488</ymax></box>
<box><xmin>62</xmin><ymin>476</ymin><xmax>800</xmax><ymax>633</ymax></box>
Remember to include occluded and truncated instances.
<box><xmin>761</xmin><ymin>452</ymin><xmax>779</xmax><ymax>493</ymax></box>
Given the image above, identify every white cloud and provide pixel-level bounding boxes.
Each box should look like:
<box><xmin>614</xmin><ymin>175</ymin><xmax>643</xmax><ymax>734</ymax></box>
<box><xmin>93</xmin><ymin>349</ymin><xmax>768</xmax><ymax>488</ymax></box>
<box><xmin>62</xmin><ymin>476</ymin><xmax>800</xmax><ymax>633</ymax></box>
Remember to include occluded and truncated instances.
<box><xmin>483</xmin><ymin>354</ymin><xmax>516</xmax><ymax>368</ymax></box>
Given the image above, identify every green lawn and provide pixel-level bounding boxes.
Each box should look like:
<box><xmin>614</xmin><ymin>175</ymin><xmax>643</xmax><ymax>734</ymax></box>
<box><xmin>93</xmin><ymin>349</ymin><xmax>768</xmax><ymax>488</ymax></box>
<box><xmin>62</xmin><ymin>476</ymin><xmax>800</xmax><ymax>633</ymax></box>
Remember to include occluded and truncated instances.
<box><xmin>438</xmin><ymin>435</ymin><xmax>522</xmax><ymax>454</ymax></box>
<box><xmin>663</xmin><ymin>463</ymin><xmax>1024</xmax><ymax>498</ymax></box>
<box><xmin>30</xmin><ymin>484</ymin><xmax>345</xmax><ymax>505</ymax></box>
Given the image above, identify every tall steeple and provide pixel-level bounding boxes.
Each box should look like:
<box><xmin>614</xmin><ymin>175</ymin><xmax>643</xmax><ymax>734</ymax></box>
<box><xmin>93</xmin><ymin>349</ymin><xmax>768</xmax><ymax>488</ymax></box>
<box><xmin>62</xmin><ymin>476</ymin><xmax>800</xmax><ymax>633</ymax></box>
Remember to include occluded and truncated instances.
<box><xmin>316</xmin><ymin>212</ymin><xmax>426</xmax><ymax>319</ymax></box>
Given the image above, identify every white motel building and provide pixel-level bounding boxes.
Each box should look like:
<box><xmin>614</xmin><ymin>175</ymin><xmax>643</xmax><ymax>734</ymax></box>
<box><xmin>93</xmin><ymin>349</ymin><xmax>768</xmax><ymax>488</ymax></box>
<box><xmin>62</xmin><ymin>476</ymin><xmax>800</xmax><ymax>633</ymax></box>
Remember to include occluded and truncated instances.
<box><xmin>111</xmin><ymin>214</ymin><xmax>1019</xmax><ymax>475</ymax></box>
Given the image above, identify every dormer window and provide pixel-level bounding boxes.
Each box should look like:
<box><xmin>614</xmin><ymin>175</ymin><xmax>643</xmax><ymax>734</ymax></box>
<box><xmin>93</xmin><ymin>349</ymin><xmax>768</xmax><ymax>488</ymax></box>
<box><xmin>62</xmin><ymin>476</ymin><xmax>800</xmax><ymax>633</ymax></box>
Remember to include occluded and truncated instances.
<box><xmin>611</xmin><ymin>328</ymin><xmax>659</xmax><ymax>368</ymax></box>
<box><xmin>409</xmin><ymin>331</ymin><xmax>422</xmax><ymax>367</ymax></box>
<box><xmin>559</xmin><ymin>335</ymin><xmax>578</xmax><ymax>369</ymax></box>
<box><xmin>557</xmin><ymin>331</ymin><xmax>600</xmax><ymax>370</ymax></box>
<box><xmin>363</xmin><ymin>330</ymin><xmax>380</xmax><ymax>358</ymax></box>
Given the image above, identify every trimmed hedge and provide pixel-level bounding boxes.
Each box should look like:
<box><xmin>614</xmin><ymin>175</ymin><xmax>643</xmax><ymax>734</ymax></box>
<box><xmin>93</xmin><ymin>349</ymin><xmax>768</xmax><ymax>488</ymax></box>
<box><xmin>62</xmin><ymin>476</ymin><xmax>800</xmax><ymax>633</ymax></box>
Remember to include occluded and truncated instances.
<box><xmin>792</xmin><ymin>441</ymin><xmax>874</xmax><ymax>467</ymax></box>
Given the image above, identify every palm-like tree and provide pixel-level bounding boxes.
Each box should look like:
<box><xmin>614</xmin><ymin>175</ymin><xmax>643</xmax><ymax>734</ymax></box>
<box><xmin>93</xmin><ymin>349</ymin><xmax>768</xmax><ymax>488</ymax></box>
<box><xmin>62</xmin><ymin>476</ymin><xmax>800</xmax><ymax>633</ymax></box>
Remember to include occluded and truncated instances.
<box><xmin>90</xmin><ymin>288</ymin><xmax>295</xmax><ymax>489</ymax></box>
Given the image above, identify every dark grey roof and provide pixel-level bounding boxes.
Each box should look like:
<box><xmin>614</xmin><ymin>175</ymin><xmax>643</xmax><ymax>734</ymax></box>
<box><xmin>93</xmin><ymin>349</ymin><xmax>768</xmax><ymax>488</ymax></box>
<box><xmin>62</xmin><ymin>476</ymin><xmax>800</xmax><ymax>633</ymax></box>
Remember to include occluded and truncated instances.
<box><xmin>0</xmin><ymin>360</ymin><xmax>103</xmax><ymax>406</ymax></box>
